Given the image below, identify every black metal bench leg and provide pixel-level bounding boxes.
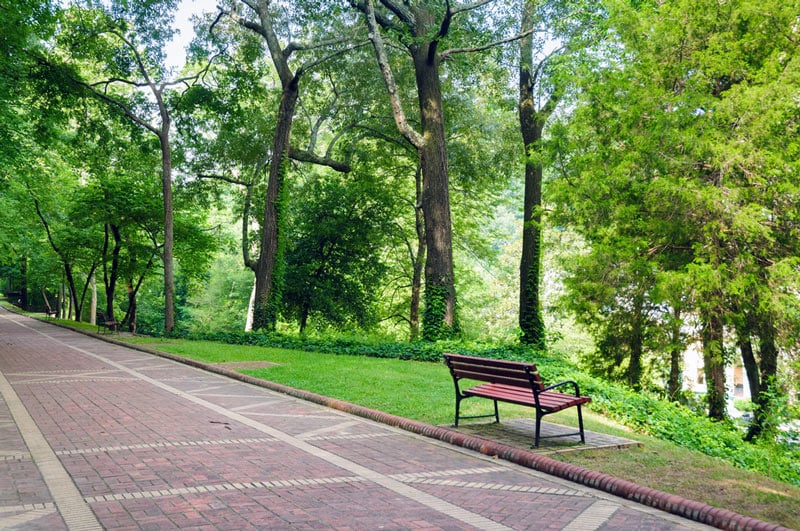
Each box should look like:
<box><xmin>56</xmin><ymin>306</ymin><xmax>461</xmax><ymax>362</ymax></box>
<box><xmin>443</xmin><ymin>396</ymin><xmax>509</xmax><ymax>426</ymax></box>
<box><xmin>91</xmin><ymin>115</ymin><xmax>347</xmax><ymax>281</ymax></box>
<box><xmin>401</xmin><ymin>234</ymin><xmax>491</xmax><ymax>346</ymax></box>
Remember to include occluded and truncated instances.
<box><xmin>454</xmin><ymin>395</ymin><xmax>462</xmax><ymax>427</ymax></box>
<box><xmin>493</xmin><ymin>400</ymin><xmax>499</xmax><ymax>423</ymax></box>
<box><xmin>577</xmin><ymin>404</ymin><xmax>586</xmax><ymax>444</ymax></box>
<box><xmin>534</xmin><ymin>411</ymin><xmax>542</xmax><ymax>447</ymax></box>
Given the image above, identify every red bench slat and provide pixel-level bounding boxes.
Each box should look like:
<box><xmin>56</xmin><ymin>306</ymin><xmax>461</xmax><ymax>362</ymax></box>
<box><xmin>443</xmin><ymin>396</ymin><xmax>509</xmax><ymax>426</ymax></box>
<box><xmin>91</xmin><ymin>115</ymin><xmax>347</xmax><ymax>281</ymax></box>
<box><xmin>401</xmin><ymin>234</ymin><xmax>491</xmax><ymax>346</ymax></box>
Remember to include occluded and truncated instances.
<box><xmin>443</xmin><ymin>353</ymin><xmax>591</xmax><ymax>446</ymax></box>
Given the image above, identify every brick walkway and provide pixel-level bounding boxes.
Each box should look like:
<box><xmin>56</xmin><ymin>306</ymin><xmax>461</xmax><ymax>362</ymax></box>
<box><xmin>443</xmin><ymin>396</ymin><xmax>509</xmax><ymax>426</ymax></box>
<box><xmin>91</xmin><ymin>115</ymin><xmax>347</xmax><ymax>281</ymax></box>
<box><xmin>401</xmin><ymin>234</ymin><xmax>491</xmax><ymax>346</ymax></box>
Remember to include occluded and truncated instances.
<box><xmin>0</xmin><ymin>308</ymin><xmax>735</xmax><ymax>529</ymax></box>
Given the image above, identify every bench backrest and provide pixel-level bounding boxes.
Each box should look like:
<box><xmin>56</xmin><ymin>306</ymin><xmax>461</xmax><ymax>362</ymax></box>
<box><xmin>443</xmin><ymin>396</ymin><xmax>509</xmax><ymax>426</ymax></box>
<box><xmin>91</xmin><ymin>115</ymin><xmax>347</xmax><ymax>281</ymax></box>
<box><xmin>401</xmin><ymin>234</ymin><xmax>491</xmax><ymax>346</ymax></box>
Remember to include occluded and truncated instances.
<box><xmin>443</xmin><ymin>353</ymin><xmax>544</xmax><ymax>392</ymax></box>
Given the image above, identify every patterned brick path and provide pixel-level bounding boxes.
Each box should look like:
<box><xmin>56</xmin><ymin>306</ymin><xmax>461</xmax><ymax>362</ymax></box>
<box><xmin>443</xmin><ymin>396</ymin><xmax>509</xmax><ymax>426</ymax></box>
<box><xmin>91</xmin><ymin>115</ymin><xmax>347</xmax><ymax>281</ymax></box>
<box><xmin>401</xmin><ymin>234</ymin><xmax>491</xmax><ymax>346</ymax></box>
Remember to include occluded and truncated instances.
<box><xmin>0</xmin><ymin>308</ymin><xmax>718</xmax><ymax>529</ymax></box>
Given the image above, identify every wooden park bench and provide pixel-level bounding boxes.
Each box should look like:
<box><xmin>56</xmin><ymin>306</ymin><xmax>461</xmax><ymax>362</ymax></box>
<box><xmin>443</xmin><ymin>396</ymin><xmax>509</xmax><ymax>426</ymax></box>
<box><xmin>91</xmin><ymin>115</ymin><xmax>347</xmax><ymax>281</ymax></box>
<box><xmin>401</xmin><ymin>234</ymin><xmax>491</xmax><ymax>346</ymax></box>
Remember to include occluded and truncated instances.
<box><xmin>443</xmin><ymin>353</ymin><xmax>591</xmax><ymax>447</ymax></box>
<box><xmin>44</xmin><ymin>303</ymin><xmax>57</xmax><ymax>319</ymax></box>
<box><xmin>96</xmin><ymin>312</ymin><xmax>121</xmax><ymax>334</ymax></box>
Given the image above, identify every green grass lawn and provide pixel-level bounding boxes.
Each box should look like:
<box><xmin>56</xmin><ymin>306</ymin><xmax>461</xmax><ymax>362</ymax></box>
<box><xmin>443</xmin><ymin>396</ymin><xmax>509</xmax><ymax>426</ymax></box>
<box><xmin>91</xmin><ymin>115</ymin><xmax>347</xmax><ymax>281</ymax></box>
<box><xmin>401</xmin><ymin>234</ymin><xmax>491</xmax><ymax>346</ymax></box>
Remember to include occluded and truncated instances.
<box><xmin>126</xmin><ymin>337</ymin><xmax>800</xmax><ymax>529</ymax></box>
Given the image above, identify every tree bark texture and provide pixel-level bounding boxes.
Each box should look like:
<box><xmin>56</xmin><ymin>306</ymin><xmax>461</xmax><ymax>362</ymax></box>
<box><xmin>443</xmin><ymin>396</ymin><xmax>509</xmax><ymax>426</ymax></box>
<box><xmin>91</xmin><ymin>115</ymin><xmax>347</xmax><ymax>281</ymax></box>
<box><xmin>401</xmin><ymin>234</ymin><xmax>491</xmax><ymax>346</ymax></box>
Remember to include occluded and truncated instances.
<box><xmin>158</xmin><ymin>117</ymin><xmax>175</xmax><ymax>333</ymax></box>
<box><xmin>251</xmin><ymin>82</ymin><xmax>299</xmax><ymax>331</ymax></box>
<box><xmin>667</xmin><ymin>308</ymin><xmax>683</xmax><ymax>401</ymax></box>
<box><xmin>745</xmin><ymin>314</ymin><xmax>780</xmax><ymax>440</ymax></box>
<box><xmin>413</xmin><ymin>45</ymin><xmax>458</xmax><ymax>340</ymax></box>
<box><xmin>103</xmin><ymin>224</ymin><xmax>122</xmax><ymax>322</ymax></box>
<box><xmin>702</xmin><ymin>306</ymin><xmax>727</xmax><ymax>420</ymax></box>
<box><xmin>517</xmin><ymin>0</ymin><xmax>553</xmax><ymax>349</ymax></box>
<box><xmin>409</xmin><ymin>167</ymin><xmax>425</xmax><ymax>341</ymax></box>
<box><xmin>627</xmin><ymin>294</ymin><xmax>645</xmax><ymax>390</ymax></box>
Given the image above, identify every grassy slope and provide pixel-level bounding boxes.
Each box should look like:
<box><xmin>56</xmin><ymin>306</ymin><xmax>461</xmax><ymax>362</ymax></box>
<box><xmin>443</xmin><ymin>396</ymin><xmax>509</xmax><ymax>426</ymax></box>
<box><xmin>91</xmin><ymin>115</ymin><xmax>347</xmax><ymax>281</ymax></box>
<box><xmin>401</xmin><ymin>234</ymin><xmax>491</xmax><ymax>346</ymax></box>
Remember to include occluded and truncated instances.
<box><xmin>126</xmin><ymin>337</ymin><xmax>800</xmax><ymax>529</ymax></box>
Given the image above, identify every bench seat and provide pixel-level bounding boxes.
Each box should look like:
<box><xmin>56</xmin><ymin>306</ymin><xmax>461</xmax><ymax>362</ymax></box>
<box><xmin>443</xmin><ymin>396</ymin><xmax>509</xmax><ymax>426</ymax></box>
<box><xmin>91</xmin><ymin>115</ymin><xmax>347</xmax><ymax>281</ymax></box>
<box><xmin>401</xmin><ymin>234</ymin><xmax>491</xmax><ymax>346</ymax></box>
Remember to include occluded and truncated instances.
<box><xmin>444</xmin><ymin>353</ymin><xmax>591</xmax><ymax>447</ymax></box>
<box><xmin>97</xmin><ymin>312</ymin><xmax>121</xmax><ymax>334</ymax></box>
<box><xmin>464</xmin><ymin>383</ymin><xmax>591</xmax><ymax>412</ymax></box>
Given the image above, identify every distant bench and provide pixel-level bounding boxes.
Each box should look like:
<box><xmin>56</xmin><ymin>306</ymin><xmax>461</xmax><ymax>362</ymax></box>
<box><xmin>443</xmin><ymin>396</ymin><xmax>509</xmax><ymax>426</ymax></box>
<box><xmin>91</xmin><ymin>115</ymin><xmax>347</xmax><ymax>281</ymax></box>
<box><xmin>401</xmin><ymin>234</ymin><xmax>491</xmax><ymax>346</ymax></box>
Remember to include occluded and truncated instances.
<box><xmin>96</xmin><ymin>312</ymin><xmax>121</xmax><ymax>334</ymax></box>
<box><xmin>443</xmin><ymin>353</ymin><xmax>591</xmax><ymax>447</ymax></box>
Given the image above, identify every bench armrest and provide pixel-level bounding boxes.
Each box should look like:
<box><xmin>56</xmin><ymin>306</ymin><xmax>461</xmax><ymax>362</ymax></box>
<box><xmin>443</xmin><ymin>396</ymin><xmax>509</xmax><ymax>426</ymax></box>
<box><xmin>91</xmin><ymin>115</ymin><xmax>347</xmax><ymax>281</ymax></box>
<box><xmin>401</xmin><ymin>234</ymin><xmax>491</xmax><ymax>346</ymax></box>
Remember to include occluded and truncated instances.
<box><xmin>541</xmin><ymin>379</ymin><xmax>582</xmax><ymax>396</ymax></box>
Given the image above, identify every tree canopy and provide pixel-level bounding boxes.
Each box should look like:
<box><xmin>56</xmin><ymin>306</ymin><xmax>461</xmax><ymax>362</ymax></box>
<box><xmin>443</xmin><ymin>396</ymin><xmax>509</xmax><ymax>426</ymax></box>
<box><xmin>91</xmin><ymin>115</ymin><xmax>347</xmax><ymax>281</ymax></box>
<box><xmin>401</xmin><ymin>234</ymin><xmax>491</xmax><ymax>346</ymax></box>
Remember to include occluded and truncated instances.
<box><xmin>1</xmin><ymin>0</ymin><xmax>798</xmax><ymax>442</ymax></box>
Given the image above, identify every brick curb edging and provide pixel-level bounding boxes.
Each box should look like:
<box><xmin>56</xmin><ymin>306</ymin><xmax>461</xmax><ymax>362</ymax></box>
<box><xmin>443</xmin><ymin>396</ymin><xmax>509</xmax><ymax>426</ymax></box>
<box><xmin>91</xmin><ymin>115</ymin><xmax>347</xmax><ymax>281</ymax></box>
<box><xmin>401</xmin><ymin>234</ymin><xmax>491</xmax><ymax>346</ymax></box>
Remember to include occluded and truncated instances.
<box><xmin>22</xmin><ymin>316</ymin><xmax>792</xmax><ymax>531</ymax></box>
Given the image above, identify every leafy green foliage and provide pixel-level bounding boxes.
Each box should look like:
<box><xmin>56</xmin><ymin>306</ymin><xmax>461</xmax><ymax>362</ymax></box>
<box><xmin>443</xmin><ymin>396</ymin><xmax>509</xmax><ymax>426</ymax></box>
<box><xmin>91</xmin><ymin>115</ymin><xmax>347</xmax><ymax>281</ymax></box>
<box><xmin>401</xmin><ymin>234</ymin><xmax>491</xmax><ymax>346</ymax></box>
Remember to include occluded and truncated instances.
<box><xmin>547</xmin><ymin>0</ymin><xmax>800</xmax><ymax>418</ymax></box>
<box><xmin>283</xmin><ymin>174</ymin><xmax>392</xmax><ymax>332</ymax></box>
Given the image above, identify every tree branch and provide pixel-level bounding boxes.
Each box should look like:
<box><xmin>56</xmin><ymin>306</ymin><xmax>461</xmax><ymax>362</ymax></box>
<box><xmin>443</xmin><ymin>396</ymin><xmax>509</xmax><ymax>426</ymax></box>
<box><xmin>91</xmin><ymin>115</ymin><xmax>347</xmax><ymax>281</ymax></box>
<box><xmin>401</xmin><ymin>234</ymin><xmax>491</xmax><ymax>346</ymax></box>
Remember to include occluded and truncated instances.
<box><xmin>441</xmin><ymin>28</ymin><xmax>537</xmax><ymax>59</ymax></box>
<box><xmin>73</xmin><ymin>77</ymin><xmax>160</xmax><ymax>135</ymax></box>
<box><xmin>375</xmin><ymin>0</ymin><xmax>416</xmax><ymax>28</ymax></box>
<box><xmin>361</xmin><ymin>0</ymin><xmax>424</xmax><ymax>148</ymax></box>
<box><xmin>288</xmin><ymin>146</ymin><xmax>351</xmax><ymax>173</ymax></box>
<box><xmin>350</xmin><ymin>0</ymin><xmax>407</xmax><ymax>35</ymax></box>
<box><xmin>450</xmin><ymin>0</ymin><xmax>496</xmax><ymax>16</ymax></box>
<box><xmin>196</xmin><ymin>173</ymin><xmax>250</xmax><ymax>186</ymax></box>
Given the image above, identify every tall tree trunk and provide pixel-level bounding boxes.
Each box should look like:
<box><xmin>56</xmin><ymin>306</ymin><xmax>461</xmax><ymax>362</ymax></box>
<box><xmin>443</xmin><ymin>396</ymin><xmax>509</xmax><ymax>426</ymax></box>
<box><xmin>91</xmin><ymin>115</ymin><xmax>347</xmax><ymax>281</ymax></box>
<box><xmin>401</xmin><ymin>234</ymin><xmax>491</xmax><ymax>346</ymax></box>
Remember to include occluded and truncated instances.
<box><xmin>739</xmin><ymin>332</ymin><xmax>762</xmax><ymax>440</ymax></box>
<box><xmin>701</xmin><ymin>305</ymin><xmax>727</xmax><ymax>420</ymax></box>
<box><xmin>359</xmin><ymin>1</ymin><xmax>458</xmax><ymax>341</ymax></box>
<box><xmin>413</xmin><ymin>45</ymin><xmax>458</xmax><ymax>340</ymax></box>
<box><xmin>518</xmin><ymin>115</ymin><xmax>546</xmax><ymax>348</ymax></box>
<box><xmin>19</xmin><ymin>256</ymin><xmax>28</xmax><ymax>310</ymax></box>
<box><xmin>90</xmin><ymin>275</ymin><xmax>97</xmax><ymax>324</ymax></box>
<box><xmin>159</xmin><ymin>120</ymin><xmax>175</xmax><ymax>333</ymax></box>
<box><xmin>518</xmin><ymin>6</ymin><xmax>545</xmax><ymax>348</ymax></box>
<box><xmin>627</xmin><ymin>294</ymin><xmax>645</xmax><ymax>390</ymax></box>
<box><xmin>667</xmin><ymin>308</ymin><xmax>683</xmax><ymax>401</ymax></box>
<box><xmin>409</xmin><ymin>167</ymin><xmax>425</xmax><ymax>341</ymax></box>
<box><xmin>746</xmin><ymin>314</ymin><xmax>780</xmax><ymax>441</ymax></box>
<box><xmin>126</xmin><ymin>279</ymin><xmax>138</xmax><ymax>334</ymax></box>
<box><xmin>736</xmin><ymin>321</ymin><xmax>761</xmax><ymax>407</ymax></box>
<box><xmin>252</xmin><ymin>81</ymin><xmax>299</xmax><ymax>331</ymax></box>
<box><xmin>518</xmin><ymin>0</ymin><xmax>560</xmax><ymax>348</ymax></box>
<box><xmin>102</xmin><ymin>224</ymin><xmax>122</xmax><ymax>322</ymax></box>
<box><xmin>62</xmin><ymin>262</ymin><xmax>80</xmax><ymax>321</ymax></box>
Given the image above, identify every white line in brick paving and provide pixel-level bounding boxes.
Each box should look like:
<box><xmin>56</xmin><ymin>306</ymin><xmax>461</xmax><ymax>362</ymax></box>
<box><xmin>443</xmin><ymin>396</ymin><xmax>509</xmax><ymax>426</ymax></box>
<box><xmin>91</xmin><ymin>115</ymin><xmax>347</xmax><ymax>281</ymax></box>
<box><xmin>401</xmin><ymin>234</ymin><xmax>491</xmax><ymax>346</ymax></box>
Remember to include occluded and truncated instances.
<box><xmin>78</xmin><ymin>467</ymin><xmax>584</xmax><ymax>507</ymax></box>
<box><xmin>0</xmin><ymin>505</ymin><xmax>58</xmax><ymax>529</ymax></box>
<box><xmin>229</xmin><ymin>400</ymin><xmax>286</xmax><ymax>412</ymax></box>
<box><xmin>182</xmin><ymin>384</ymin><xmax>229</xmax><ymax>393</ymax></box>
<box><xmin>303</xmin><ymin>432</ymin><xmax>395</xmax><ymax>442</ymax></box>
<box><xmin>296</xmin><ymin>419</ymin><xmax>362</xmax><ymax>438</ymax></box>
<box><xmin>244</xmin><ymin>411</ymin><xmax>344</xmax><ymax>419</ymax></box>
<box><xmin>83</xmin><ymin>475</ymin><xmax>367</xmax><ymax>503</ymax></box>
<box><xmin>22</xmin><ymin>321</ymin><xmax>514</xmax><ymax>531</ymax></box>
<box><xmin>15</xmin><ymin>377</ymin><xmax>136</xmax><ymax>385</ymax></box>
<box><xmin>55</xmin><ymin>436</ymin><xmax>278</xmax><ymax>455</ymax></box>
<box><xmin>0</xmin><ymin>364</ymin><xmax>102</xmax><ymax>530</ymax></box>
<box><xmin>0</xmin><ymin>450</ymin><xmax>30</xmax><ymax>462</ymax></box>
<box><xmin>562</xmin><ymin>500</ymin><xmax>619</xmax><ymax>531</ymax></box>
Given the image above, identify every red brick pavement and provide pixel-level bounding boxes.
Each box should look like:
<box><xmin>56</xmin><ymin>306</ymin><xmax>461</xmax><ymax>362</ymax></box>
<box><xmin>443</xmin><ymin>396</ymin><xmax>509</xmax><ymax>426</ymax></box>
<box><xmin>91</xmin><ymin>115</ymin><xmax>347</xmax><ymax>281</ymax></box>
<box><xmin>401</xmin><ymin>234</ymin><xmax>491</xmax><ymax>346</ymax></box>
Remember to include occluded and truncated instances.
<box><xmin>0</xmin><ymin>308</ymin><xmax>789</xmax><ymax>530</ymax></box>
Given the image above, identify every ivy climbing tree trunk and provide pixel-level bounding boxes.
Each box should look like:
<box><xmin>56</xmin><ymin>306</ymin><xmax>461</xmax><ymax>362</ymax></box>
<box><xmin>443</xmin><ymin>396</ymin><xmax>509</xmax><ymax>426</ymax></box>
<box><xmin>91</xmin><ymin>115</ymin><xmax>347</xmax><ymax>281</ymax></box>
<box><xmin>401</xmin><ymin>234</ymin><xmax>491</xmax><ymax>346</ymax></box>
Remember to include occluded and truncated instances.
<box><xmin>409</xmin><ymin>166</ymin><xmax>425</xmax><ymax>341</ymax></box>
<box><xmin>413</xmin><ymin>45</ymin><xmax>458</xmax><ymax>340</ymax></box>
<box><xmin>158</xmin><ymin>121</ymin><xmax>175</xmax><ymax>333</ymax></box>
<box><xmin>517</xmin><ymin>0</ymin><xmax>564</xmax><ymax>349</ymax></box>
<box><xmin>701</xmin><ymin>304</ymin><xmax>727</xmax><ymax>420</ymax></box>
<box><xmin>251</xmin><ymin>84</ymin><xmax>297</xmax><ymax>331</ymax></box>
<box><xmin>356</xmin><ymin>0</ymin><xmax>476</xmax><ymax>340</ymax></box>
<box><xmin>667</xmin><ymin>307</ymin><xmax>683</xmax><ymax>401</ymax></box>
<box><xmin>746</xmin><ymin>313</ymin><xmax>781</xmax><ymax>440</ymax></box>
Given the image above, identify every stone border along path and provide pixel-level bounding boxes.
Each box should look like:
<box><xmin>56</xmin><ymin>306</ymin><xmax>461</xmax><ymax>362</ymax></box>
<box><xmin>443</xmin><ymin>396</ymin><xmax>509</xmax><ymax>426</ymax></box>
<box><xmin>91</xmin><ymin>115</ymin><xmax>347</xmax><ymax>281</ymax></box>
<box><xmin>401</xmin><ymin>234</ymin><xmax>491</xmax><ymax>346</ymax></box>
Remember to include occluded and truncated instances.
<box><xmin>0</xmin><ymin>306</ymin><xmax>790</xmax><ymax>530</ymax></box>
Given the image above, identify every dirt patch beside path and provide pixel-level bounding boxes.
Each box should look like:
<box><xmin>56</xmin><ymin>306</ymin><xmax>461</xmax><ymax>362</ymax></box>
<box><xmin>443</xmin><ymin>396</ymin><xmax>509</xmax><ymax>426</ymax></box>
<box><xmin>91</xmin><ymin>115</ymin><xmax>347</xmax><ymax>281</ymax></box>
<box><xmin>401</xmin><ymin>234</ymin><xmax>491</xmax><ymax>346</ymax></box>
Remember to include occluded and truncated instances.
<box><xmin>212</xmin><ymin>361</ymin><xmax>278</xmax><ymax>370</ymax></box>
